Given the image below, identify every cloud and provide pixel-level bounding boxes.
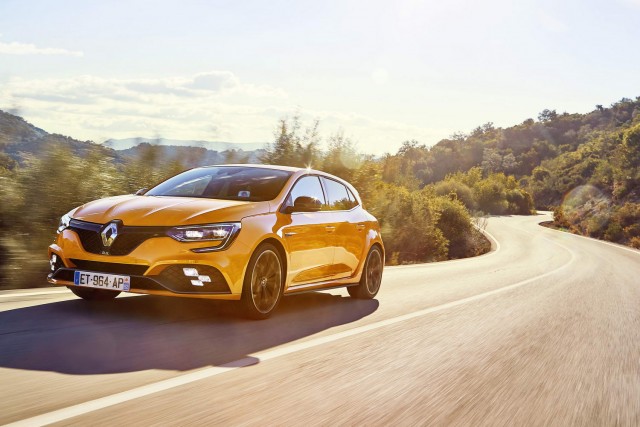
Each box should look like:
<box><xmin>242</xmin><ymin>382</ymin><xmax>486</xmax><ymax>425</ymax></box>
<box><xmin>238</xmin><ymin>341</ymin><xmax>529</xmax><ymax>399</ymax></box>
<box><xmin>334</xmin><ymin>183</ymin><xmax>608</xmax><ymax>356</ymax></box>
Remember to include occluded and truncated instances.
<box><xmin>1</xmin><ymin>71</ymin><xmax>447</xmax><ymax>154</ymax></box>
<box><xmin>1</xmin><ymin>71</ymin><xmax>289</xmax><ymax>144</ymax></box>
<box><xmin>188</xmin><ymin>71</ymin><xmax>239</xmax><ymax>91</ymax></box>
<box><xmin>0</xmin><ymin>39</ymin><xmax>83</xmax><ymax>56</ymax></box>
<box><xmin>8</xmin><ymin>72</ymin><xmax>286</xmax><ymax>102</ymax></box>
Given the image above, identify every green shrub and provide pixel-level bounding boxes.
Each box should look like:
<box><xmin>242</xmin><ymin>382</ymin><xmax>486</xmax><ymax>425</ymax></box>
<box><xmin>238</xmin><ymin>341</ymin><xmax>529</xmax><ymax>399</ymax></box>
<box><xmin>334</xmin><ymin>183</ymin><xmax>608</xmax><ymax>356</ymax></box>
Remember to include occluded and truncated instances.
<box><xmin>475</xmin><ymin>179</ymin><xmax>508</xmax><ymax>214</ymax></box>
<box><xmin>506</xmin><ymin>189</ymin><xmax>535</xmax><ymax>214</ymax></box>
<box><xmin>433</xmin><ymin>180</ymin><xmax>476</xmax><ymax>210</ymax></box>
<box><xmin>604</xmin><ymin>222</ymin><xmax>623</xmax><ymax>242</ymax></box>
<box><xmin>433</xmin><ymin>196</ymin><xmax>475</xmax><ymax>259</ymax></box>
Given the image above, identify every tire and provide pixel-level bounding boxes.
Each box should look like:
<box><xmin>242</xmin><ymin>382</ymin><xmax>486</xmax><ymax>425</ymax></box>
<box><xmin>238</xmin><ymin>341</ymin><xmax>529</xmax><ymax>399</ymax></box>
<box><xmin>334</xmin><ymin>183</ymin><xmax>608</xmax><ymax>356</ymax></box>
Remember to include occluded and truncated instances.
<box><xmin>348</xmin><ymin>246</ymin><xmax>383</xmax><ymax>299</ymax></box>
<box><xmin>67</xmin><ymin>286</ymin><xmax>121</xmax><ymax>301</ymax></box>
<box><xmin>240</xmin><ymin>243</ymin><xmax>284</xmax><ymax>320</ymax></box>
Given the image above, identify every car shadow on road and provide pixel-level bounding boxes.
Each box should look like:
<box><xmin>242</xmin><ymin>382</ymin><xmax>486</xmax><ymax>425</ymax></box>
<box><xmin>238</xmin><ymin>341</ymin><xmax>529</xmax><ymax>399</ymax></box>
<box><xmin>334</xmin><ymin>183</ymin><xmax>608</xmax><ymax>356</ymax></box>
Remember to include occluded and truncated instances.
<box><xmin>0</xmin><ymin>292</ymin><xmax>378</xmax><ymax>375</ymax></box>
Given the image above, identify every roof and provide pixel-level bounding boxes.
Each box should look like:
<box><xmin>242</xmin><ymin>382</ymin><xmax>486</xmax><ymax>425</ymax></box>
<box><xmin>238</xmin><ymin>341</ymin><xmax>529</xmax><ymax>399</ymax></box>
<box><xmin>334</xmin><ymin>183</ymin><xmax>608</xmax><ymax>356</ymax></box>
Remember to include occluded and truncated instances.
<box><xmin>197</xmin><ymin>164</ymin><xmax>304</xmax><ymax>173</ymax></box>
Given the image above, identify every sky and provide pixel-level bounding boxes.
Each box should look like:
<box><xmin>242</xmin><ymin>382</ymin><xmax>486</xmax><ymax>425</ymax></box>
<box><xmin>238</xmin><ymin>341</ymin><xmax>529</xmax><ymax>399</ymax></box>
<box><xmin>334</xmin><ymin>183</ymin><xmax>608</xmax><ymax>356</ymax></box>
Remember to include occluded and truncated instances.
<box><xmin>1</xmin><ymin>0</ymin><xmax>639</xmax><ymax>155</ymax></box>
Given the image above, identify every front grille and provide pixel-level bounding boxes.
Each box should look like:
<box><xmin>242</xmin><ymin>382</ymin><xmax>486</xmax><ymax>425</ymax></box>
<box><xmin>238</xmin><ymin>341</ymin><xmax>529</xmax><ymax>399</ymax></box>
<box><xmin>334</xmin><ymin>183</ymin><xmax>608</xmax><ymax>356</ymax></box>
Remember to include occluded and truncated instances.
<box><xmin>155</xmin><ymin>265</ymin><xmax>230</xmax><ymax>294</ymax></box>
<box><xmin>70</xmin><ymin>259</ymin><xmax>149</xmax><ymax>275</ymax></box>
<box><xmin>69</xmin><ymin>219</ymin><xmax>169</xmax><ymax>256</ymax></box>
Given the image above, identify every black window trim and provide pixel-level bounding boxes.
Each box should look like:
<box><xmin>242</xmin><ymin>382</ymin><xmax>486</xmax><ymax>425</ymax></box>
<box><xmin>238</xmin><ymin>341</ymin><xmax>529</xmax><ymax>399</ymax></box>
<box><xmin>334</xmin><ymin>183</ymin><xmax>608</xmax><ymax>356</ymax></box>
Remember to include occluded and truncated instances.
<box><xmin>320</xmin><ymin>176</ymin><xmax>360</xmax><ymax>212</ymax></box>
<box><xmin>279</xmin><ymin>173</ymin><xmax>360</xmax><ymax>214</ymax></box>
<box><xmin>279</xmin><ymin>174</ymin><xmax>328</xmax><ymax>214</ymax></box>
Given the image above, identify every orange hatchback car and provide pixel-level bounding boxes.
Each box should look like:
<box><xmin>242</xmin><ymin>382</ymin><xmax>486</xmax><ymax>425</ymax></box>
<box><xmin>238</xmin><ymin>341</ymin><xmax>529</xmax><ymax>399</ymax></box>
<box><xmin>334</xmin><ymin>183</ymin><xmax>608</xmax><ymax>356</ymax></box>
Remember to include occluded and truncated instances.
<box><xmin>48</xmin><ymin>165</ymin><xmax>384</xmax><ymax>318</ymax></box>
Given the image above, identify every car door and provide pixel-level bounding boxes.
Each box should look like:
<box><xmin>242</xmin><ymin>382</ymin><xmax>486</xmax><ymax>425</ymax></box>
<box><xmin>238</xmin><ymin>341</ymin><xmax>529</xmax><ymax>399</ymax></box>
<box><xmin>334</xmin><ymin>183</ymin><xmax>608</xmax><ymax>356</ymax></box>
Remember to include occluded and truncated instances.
<box><xmin>321</xmin><ymin>177</ymin><xmax>367</xmax><ymax>280</ymax></box>
<box><xmin>280</xmin><ymin>175</ymin><xmax>336</xmax><ymax>285</ymax></box>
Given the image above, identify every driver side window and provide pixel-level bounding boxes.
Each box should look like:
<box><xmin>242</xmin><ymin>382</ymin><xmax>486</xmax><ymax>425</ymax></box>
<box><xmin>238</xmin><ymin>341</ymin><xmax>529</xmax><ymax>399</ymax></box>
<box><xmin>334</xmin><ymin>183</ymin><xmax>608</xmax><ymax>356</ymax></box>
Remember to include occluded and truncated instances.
<box><xmin>285</xmin><ymin>176</ymin><xmax>326</xmax><ymax>209</ymax></box>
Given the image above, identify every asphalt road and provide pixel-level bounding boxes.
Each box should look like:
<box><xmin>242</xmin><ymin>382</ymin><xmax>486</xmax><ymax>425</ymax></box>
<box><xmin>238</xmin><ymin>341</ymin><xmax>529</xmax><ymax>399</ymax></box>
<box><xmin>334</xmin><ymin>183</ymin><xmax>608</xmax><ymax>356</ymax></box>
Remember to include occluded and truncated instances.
<box><xmin>1</xmin><ymin>212</ymin><xmax>639</xmax><ymax>426</ymax></box>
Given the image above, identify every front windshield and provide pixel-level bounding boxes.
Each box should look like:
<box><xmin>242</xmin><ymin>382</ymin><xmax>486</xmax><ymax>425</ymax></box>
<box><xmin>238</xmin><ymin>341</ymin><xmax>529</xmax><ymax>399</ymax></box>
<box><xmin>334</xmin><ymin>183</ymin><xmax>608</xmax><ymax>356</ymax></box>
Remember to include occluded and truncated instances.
<box><xmin>146</xmin><ymin>166</ymin><xmax>293</xmax><ymax>202</ymax></box>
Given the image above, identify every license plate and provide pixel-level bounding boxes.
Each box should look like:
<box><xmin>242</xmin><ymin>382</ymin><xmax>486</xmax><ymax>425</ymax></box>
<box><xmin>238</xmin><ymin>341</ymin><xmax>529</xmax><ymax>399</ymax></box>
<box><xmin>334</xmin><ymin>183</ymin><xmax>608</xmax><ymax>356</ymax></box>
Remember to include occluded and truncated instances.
<box><xmin>73</xmin><ymin>270</ymin><xmax>131</xmax><ymax>292</ymax></box>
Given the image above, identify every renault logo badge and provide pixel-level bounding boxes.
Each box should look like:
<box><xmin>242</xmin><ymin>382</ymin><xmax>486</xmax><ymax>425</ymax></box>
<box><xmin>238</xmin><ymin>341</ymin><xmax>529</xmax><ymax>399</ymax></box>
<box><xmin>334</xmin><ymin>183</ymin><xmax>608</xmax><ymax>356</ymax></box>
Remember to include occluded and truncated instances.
<box><xmin>101</xmin><ymin>220</ymin><xmax>122</xmax><ymax>248</ymax></box>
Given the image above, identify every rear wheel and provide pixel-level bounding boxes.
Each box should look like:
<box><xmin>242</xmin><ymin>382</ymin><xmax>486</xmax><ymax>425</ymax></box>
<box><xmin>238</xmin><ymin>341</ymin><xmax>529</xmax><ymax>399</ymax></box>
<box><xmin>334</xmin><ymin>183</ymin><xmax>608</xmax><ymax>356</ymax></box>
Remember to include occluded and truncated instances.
<box><xmin>67</xmin><ymin>286</ymin><xmax>120</xmax><ymax>301</ymax></box>
<box><xmin>240</xmin><ymin>244</ymin><xmax>284</xmax><ymax>320</ymax></box>
<box><xmin>348</xmin><ymin>246</ymin><xmax>383</xmax><ymax>299</ymax></box>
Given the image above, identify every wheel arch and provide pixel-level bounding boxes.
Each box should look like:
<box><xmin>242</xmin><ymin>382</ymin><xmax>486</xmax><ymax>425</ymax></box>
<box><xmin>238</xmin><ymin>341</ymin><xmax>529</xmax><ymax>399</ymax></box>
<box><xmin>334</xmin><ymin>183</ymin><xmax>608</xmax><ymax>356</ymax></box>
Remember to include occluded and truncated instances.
<box><xmin>370</xmin><ymin>241</ymin><xmax>385</xmax><ymax>261</ymax></box>
<box><xmin>254</xmin><ymin>237</ymin><xmax>288</xmax><ymax>278</ymax></box>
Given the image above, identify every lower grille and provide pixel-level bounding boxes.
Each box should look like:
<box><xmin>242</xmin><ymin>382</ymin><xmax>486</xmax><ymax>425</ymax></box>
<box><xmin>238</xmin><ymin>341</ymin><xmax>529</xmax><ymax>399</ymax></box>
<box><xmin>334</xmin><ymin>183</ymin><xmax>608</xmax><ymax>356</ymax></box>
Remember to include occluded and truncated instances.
<box><xmin>70</xmin><ymin>259</ymin><xmax>149</xmax><ymax>276</ymax></box>
<box><xmin>51</xmin><ymin>269</ymin><xmax>169</xmax><ymax>292</ymax></box>
<box><xmin>51</xmin><ymin>263</ymin><xmax>230</xmax><ymax>295</ymax></box>
<box><xmin>52</xmin><ymin>269</ymin><xmax>74</xmax><ymax>282</ymax></box>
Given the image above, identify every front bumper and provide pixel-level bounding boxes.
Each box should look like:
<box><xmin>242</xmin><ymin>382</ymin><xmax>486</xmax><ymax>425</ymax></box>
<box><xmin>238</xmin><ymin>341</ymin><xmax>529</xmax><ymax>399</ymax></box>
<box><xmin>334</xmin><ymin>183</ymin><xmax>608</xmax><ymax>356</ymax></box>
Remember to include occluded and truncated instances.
<box><xmin>48</xmin><ymin>228</ymin><xmax>250</xmax><ymax>300</ymax></box>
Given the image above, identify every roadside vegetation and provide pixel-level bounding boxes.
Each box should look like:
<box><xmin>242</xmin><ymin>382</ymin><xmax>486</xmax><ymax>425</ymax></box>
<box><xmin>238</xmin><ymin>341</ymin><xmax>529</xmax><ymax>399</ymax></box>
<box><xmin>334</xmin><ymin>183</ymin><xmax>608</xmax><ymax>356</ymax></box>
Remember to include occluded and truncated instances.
<box><xmin>393</xmin><ymin>97</ymin><xmax>640</xmax><ymax>248</ymax></box>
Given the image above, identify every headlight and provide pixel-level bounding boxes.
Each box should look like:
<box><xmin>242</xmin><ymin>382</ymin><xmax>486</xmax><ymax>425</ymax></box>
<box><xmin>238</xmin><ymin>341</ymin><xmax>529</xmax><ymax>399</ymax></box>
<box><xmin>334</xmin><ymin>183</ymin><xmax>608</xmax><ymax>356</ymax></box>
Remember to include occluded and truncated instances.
<box><xmin>167</xmin><ymin>223</ymin><xmax>241</xmax><ymax>242</ymax></box>
<box><xmin>57</xmin><ymin>212</ymin><xmax>72</xmax><ymax>234</ymax></box>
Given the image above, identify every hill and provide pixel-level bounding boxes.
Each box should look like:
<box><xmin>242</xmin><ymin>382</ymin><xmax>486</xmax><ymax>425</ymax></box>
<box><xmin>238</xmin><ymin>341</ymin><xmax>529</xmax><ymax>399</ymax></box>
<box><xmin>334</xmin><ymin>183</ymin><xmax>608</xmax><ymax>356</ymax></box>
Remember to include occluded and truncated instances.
<box><xmin>373</xmin><ymin>96</ymin><xmax>640</xmax><ymax>247</ymax></box>
<box><xmin>117</xmin><ymin>143</ymin><xmax>266</xmax><ymax>166</ymax></box>
<box><xmin>104</xmin><ymin>137</ymin><xmax>265</xmax><ymax>152</ymax></box>
<box><xmin>0</xmin><ymin>110</ymin><xmax>265</xmax><ymax>169</ymax></box>
<box><xmin>0</xmin><ymin>110</ymin><xmax>117</xmax><ymax>168</ymax></box>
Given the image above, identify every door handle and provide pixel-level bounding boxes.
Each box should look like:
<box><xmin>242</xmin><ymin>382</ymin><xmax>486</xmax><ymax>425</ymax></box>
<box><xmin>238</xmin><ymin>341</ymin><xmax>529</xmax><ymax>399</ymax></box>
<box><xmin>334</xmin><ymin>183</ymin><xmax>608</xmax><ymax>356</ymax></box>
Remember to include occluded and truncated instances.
<box><xmin>356</xmin><ymin>223</ymin><xmax>365</xmax><ymax>231</ymax></box>
<box><xmin>325</xmin><ymin>226</ymin><xmax>336</xmax><ymax>232</ymax></box>
<box><xmin>284</xmin><ymin>232</ymin><xmax>297</xmax><ymax>237</ymax></box>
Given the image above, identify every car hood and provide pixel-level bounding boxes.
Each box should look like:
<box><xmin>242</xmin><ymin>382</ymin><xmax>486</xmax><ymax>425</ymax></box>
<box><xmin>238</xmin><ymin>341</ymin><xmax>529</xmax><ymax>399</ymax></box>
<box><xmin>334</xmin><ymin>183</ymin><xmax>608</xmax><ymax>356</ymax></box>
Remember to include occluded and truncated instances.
<box><xmin>71</xmin><ymin>195</ymin><xmax>272</xmax><ymax>226</ymax></box>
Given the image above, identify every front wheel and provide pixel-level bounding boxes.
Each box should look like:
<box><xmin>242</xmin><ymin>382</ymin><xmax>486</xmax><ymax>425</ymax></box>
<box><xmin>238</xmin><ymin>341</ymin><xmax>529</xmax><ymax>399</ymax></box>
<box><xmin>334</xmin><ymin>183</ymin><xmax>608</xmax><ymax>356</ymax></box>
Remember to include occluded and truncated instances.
<box><xmin>67</xmin><ymin>286</ymin><xmax>120</xmax><ymax>301</ymax></box>
<box><xmin>348</xmin><ymin>246</ymin><xmax>383</xmax><ymax>299</ymax></box>
<box><xmin>240</xmin><ymin>243</ymin><xmax>284</xmax><ymax>320</ymax></box>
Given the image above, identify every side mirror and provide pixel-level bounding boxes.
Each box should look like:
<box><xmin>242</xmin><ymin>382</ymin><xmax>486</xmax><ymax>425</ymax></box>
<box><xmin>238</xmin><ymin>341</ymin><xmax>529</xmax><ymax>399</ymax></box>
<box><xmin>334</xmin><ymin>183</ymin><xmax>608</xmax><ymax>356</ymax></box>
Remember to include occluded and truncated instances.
<box><xmin>285</xmin><ymin>196</ymin><xmax>322</xmax><ymax>213</ymax></box>
<box><xmin>135</xmin><ymin>188</ymin><xmax>148</xmax><ymax>195</ymax></box>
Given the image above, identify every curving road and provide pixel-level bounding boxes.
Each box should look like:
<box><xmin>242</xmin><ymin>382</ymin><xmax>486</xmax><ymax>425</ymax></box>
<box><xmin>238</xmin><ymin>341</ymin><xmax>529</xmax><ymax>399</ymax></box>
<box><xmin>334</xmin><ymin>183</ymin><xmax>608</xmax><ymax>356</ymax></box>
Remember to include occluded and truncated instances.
<box><xmin>1</xmin><ymin>212</ymin><xmax>639</xmax><ymax>426</ymax></box>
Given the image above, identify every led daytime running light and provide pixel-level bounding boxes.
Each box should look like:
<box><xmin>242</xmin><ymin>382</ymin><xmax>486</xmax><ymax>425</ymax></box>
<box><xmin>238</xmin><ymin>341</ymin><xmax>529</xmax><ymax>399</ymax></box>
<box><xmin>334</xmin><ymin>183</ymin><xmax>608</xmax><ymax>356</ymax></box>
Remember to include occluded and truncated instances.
<box><xmin>167</xmin><ymin>223</ymin><xmax>241</xmax><ymax>242</ymax></box>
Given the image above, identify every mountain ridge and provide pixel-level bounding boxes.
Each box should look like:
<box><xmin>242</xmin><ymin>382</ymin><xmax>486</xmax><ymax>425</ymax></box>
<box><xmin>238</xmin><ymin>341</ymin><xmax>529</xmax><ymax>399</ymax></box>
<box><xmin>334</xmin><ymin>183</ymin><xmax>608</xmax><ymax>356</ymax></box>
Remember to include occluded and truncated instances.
<box><xmin>0</xmin><ymin>110</ymin><xmax>265</xmax><ymax>167</ymax></box>
<box><xmin>103</xmin><ymin>137</ymin><xmax>266</xmax><ymax>152</ymax></box>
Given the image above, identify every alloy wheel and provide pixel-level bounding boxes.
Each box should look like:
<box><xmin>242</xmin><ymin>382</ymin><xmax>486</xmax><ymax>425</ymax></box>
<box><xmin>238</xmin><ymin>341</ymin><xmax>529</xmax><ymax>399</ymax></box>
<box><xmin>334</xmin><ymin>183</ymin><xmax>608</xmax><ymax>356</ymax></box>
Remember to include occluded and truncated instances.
<box><xmin>365</xmin><ymin>249</ymin><xmax>383</xmax><ymax>294</ymax></box>
<box><xmin>250</xmin><ymin>249</ymin><xmax>282</xmax><ymax>314</ymax></box>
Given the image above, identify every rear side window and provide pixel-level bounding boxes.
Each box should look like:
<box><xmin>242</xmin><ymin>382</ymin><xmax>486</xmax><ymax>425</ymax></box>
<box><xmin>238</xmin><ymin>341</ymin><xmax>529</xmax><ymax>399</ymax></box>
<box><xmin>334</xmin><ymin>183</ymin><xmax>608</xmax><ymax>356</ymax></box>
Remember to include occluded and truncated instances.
<box><xmin>322</xmin><ymin>178</ymin><xmax>358</xmax><ymax>210</ymax></box>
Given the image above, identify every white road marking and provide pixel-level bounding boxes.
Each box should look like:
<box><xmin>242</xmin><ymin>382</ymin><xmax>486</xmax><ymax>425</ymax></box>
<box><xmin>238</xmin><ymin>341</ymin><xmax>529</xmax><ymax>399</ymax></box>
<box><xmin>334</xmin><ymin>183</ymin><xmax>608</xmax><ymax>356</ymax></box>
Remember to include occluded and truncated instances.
<box><xmin>479</xmin><ymin>226</ymin><xmax>501</xmax><ymax>253</ymax></box>
<box><xmin>549</xmin><ymin>227</ymin><xmax>640</xmax><ymax>256</ymax></box>
<box><xmin>0</xmin><ymin>290</ymin><xmax>69</xmax><ymax>299</ymax></box>
<box><xmin>4</xmin><ymin>234</ymin><xmax>577</xmax><ymax>427</ymax></box>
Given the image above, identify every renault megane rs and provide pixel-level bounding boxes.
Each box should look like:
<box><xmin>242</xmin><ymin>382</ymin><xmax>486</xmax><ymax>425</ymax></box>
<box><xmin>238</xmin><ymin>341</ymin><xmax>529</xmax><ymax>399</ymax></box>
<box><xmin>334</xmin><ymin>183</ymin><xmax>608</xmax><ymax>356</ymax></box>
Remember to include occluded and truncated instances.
<box><xmin>48</xmin><ymin>165</ymin><xmax>384</xmax><ymax>319</ymax></box>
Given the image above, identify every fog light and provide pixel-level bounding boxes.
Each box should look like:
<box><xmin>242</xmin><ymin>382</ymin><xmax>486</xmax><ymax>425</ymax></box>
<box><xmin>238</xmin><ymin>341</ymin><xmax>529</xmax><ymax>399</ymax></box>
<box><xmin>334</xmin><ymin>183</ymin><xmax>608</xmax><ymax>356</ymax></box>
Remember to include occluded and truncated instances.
<box><xmin>190</xmin><ymin>280</ymin><xmax>204</xmax><ymax>287</ymax></box>
<box><xmin>49</xmin><ymin>254</ymin><xmax>57</xmax><ymax>272</ymax></box>
<box><xmin>198</xmin><ymin>275</ymin><xmax>211</xmax><ymax>282</ymax></box>
<box><xmin>183</xmin><ymin>268</ymin><xmax>199</xmax><ymax>277</ymax></box>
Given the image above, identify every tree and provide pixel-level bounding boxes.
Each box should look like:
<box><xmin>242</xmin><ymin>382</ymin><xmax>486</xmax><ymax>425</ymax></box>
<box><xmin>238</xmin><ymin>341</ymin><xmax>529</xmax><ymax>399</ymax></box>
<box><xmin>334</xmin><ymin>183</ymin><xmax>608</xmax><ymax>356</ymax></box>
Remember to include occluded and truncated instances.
<box><xmin>481</xmin><ymin>148</ymin><xmax>503</xmax><ymax>173</ymax></box>
<box><xmin>261</xmin><ymin>116</ymin><xmax>321</xmax><ymax>167</ymax></box>
<box><xmin>321</xmin><ymin>132</ymin><xmax>361</xmax><ymax>181</ymax></box>
<box><xmin>538</xmin><ymin>109</ymin><xmax>558</xmax><ymax>122</ymax></box>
